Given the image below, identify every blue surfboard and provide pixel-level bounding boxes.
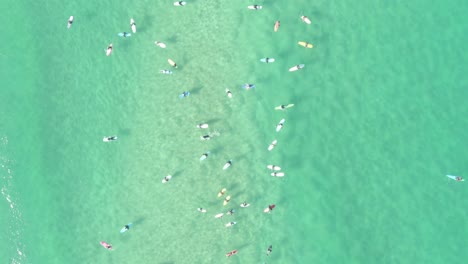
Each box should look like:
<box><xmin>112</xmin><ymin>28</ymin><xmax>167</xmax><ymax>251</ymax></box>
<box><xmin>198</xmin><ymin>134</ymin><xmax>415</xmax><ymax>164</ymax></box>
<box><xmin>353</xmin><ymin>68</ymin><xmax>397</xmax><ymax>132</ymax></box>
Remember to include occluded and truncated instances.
<box><xmin>118</xmin><ymin>32</ymin><xmax>131</xmax><ymax>37</ymax></box>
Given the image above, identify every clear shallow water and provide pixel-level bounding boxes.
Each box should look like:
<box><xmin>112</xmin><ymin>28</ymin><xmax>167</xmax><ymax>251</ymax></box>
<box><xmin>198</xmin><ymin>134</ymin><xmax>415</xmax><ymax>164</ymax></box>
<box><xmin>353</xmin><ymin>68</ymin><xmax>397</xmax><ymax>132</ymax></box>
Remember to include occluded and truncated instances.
<box><xmin>1</xmin><ymin>0</ymin><xmax>468</xmax><ymax>263</ymax></box>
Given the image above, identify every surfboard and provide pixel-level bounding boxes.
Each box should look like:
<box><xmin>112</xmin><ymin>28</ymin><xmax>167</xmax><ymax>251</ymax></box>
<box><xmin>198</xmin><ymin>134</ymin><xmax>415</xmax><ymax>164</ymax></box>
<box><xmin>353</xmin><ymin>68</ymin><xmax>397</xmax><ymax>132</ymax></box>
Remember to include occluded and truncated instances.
<box><xmin>274</xmin><ymin>21</ymin><xmax>280</xmax><ymax>32</ymax></box>
<box><xmin>120</xmin><ymin>223</ymin><xmax>132</xmax><ymax>233</ymax></box>
<box><xmin>260</xmin><ymin>58</ymin><xmax>275</xmax><ymax>63</ymax></box>
<box><xmin>240</xmin><ymin>203</ymin><xmax>250</xmax><ymax>208</ymax></box>
<box><xmin>100</xmin><ymin>241</ymin><xmax>112</xmax><ymax>250</ymax></box>
<box><xmin>264</xmin><ymin>205</ymin><xmax>275</xmax><ymax>213</ymax></box>
<box><xmin>168</xmin><ymin>59</ymin><xmax>177</xmax><ymax>68</ymax></box>
<box><xmin>215</xmin><ymin>213</ymin><xmax>224</xmax><ymax>218</ymax></box>
<box><xmin>118</xmin><ymin>32</ymin><xmax>131</xmax><ymax>37</ymax></box>
<box><xmin>159</xmin><ymin>70</ymin><xmax>172</xmax><ymax>74</ymax></box>
<box><xmin>103</xmin><ymin>136</ymin><xmax>117</xmax><ymax>142</ymax></box>
<box><xmin>271</xmin><ymin>172</ymin><xmax>285</xmax><ymax>177</ymax></box>
<box><xmin>275</xmin><ymin>104</ymin><xmax>294</xmax><ymax>110</ymax></box>
<box><xmin>267</xmin><ymin>165</ymin><xmax>281</xmax><ymax>171</ymax></box>
<box><xmin>276</xmin><ymin>119</ymin><xmax>285</xmax><ymax>132</ymax></box>
<box><xmin>447</xmin><ymin>175</ymin><xmax>464</xmax><ymax>181</ymax></box>
<box><xmin>179</xmin><ymin>92</ymin><xmax>190</xmax><ymax>98</ymax></box>
<box><xmin>248</xmin><ymin>5</ymin><xmax>262</xmax><ymax>10</ymax></box>
<box><xmin>242</xmin><ymin>84</ymin><xmax>255</xmax><ymax>89</ymax></box>
<box><xmin>298</xmin><ymin>41</ymin><xmax>313</xmax><ymax>48</ymax></box>
<box><xmin>197</xmin><ymin>123</ymin><xmax>209</xmax><ymax>129</ymax></box>
<box><xmin>226</xmin><ymin>88</ymin><xmax>233</xmax><ymax>98</ymax></box>
<box><xmin>217</xmin><ymin>188</ymin><xmax>227</xmax><ymax>197</ymax></box>
<box><xmin>200</xmin><ymin>152</ymin><xmax>209</xmax><ymax>161</ymax></box>
<box><xmin>130</xmin><ymin>18</ymin><xmax>136</xmax><ymax>33</ymax></box>
<box><xmin>174</xmin><ymin>1</ymin><xmax>187</xmax><ymax>6</ymax></box>
<box><xmin>106</xmin><ymin>44</ymin><xmax>113</xmax><ymax>56</ymax></box>
<box><xmin>155</xmin><ymin>41</ymin><xmax>166</xmax><ymax>48</ymax></box>
<box><xmin>301</xmin><ymin>15</ymin><xmax>311</xmax><ymax>24</ymax></box>
<box><xmin>197</xmin><ymin>208</ymin><xmax>207</xmax><ymax>213</ymax></box>
<box><xmin>223</xmin><ymin>196</ymin><xmax>231</xmax><ymax>206</ymax></box>
<box><xmin>67</xmin><ymin>16</ymin><xmax>74</xmax><ymax>29</ymax></box>
<box><xmin>289</xmin><ymin>64</ymin><xmax>305</xmax><ymax>72</ymax></box>
<box><xmin>268</xmin><ymin>140</ymin><xmax>277</xmax><ymax>151</ymax></box>
<box><xmin>162</xmin><ymin>175</ymin><xmax>172</xmax><ymax>183</ymax></box>
<box><xmin>225</xmin><ymin>221</ymin><xmax>236</xmax><ymax>227</ymax></box>
<box><xmin>223</xmin><ymin>161</ymin><xmax>232</xmax><ymax>170</ymax></box>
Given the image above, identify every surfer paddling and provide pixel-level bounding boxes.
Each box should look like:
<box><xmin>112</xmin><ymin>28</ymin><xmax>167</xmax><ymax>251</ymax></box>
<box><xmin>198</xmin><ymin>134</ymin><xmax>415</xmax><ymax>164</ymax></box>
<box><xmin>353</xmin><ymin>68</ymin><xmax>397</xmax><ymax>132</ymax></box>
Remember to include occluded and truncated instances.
<box><xmin>226</xmin><ymin>250</ymin><xmax>238</xmax><ymax>257</ymax></box>
<box><xmin>267</xmin><ymin>245</ymin><xmax>273</xmax><ymax>256</ymax></box>
<box><xmin>100</xmin><ymin>241</ymin><xmax>113</xmax><ymax>250</ymax></box>
<box><xmin>264</xmin><ymin>204</ymin><xmax>276</xmax><ymax>213</ymax></box>
<box><xmin>67</xmin><ymin>16</ymin><xmax>74</xmax><ymax>29</ymax></box>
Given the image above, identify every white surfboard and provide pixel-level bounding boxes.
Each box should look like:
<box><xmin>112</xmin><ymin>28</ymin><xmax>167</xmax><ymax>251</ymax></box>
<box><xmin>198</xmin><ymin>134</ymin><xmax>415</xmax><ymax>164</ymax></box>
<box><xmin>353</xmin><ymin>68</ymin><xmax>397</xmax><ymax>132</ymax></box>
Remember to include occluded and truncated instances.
<box><xmin>197</xmin><ymin>208</ymin><xmax>207</xmax><ymax>213</ymax></box>
<box><xmin>215</xmin><ymin>213</ymin><xmax>224</xmax><ymax>218</ymax></box>
<box><xmin>106</xmin><ymin>44</ymin><xmax>113</xmax><ymax>56</ymax></box>
<box><xmin>67</xmin><ymin>16</ymin><xmax>74</xmax><ymax>29</ymax></box>
<box><xmin>289</xmin><ymin>64</ymin><xmax>305</xmax><ymax>72</ymax></box>
<box><xmin>155</xmin><ymin>41</ymin><xmax>166</xmax><ymax>48</ymax></box>
<box><xmin>248</xmin><ymin>5</ymin><xmax>262</xmax><ymax>10</ymax></box>
<box><xmin>162</xmin><ymin>175</ymin><xmax>172</xmax><ymax>183</ymax></box>
<box><xmin>267</xmin><ymin>165</ymin><xmax>281</xmax><ymax>171</ymax></box>
<box><xmin>130</xmin><ymin>18</ymin><xmax>136</xmax><ymax>33</ymax></box>
<box><xmin>268</xmin><ymin>140</ymin><xmax>277</xmax><ymax>151</ymax></box>
<box><xmin>217</xmin><ymin>188</ymin><xmax>227</xmax><ymax>197</ymax></box>
<box><xmin>223</xmin><ymin>195</ymin><xmax>231</xmax><ymax>206</ymax></box>
<box><xmin>168</xmin><ymin>59</ymin><xmax>177</xmax><ymax>68</ymax></box>
<box><xmin>275</xmin><ymin>104</ymin><xmax>294</xmax><ymax>110</ymax></box>
<box><xmin>447</xmin><ymin>175</ymin><xmax>464</xmax><ymax>181</ymax></box>
<box><xmin>197</xmin><ymin>123</ymin><xmax>209</xmax><ymax>129</ymax></box>
<box><xmin>120</xmin><ymin>223</ymin><xmax>132</xmax><ymax>233</ymax></box>
<box><xmin>260</xmin><ymin>58</ymin><xmax>275</xmax><ymax>63</ymax></box>
<box><xmin>271</xmin><ymin>172</ymin><xmax>285</xmax><ymax>177</ymax></box>
<box><xmin>226</xmin><ymin>88</ymin><xmax>233</xmax><ymax>98</ymax></box>
<box><xmin>240</xmin><ymin>203</ymin><xmax>250</xmax><ymax>208</ymax></box>
<box><xmin>200</xmin><ymin>152</ymin><xmax>209</xmax><ymax>161</ymax></box>
<box><xmin>103</xmin><ymin>136</ymin><xmax>117</xmax><ymax>142</ymax></box>
<box><xmin>276</xmin><ymin>118</ymin><xmax>285</xmax><ymax>132</ymax></box>
<box><xmin>225</xmin><ymin>221</ymin><xmax>237</xmax><ymax>227</ymax></box>
<box><xmin>174</xmin><ymin>1</ymin><xmax>187</xmax><ymax>6</ymax></box>
<box><xmin>301</xmin><ymin>15</ymin><xmax>311</xmax><ymax>24</ymax></box>
<box><xmin>223</xmin><ymin>160</ymin><xmax>232</xmax><ymax>170</ymax></box>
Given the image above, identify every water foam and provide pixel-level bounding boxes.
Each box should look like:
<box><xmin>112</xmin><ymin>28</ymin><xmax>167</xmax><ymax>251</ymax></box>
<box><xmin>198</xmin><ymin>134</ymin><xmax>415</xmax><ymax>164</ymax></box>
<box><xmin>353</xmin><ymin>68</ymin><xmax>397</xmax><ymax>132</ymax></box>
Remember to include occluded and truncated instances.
<box><xmin>1</xmin><ymin>136</ymin><xmax>27</xmax><ymax>264</ymax></box>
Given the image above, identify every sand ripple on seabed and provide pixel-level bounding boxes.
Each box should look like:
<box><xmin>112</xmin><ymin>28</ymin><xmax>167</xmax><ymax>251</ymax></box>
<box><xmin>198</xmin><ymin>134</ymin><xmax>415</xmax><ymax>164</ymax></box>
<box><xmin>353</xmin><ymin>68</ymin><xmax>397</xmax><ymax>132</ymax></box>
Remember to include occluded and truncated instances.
<box><xmin>1</xmin><ymin>137</ymin><xmax>27</xmax><ymax>264</ymax></box>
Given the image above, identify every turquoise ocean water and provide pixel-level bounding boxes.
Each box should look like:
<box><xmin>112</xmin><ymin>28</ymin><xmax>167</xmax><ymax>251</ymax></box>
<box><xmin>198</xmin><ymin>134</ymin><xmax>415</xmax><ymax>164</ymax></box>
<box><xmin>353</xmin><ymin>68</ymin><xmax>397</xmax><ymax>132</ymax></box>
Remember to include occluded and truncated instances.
<box><xmin>2</xmin><ymin>0</ymin><xmax>468</xmax><ymax>263</ymax></box>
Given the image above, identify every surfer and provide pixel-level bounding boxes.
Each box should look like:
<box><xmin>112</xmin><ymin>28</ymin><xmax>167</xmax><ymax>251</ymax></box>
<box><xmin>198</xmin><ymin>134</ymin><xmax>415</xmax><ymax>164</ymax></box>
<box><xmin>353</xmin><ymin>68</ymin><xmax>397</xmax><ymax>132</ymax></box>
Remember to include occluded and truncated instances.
<box><xmin>103</xmin><ymin>136</ymin><xmax>117</xmax><ymax>142</ymax></box>
<box><xmin>123</xmin><ymin>224</ymin><xmax>130</xmax><ymax>231</ymax></box>
<box><xmin>242</xmin><ymin>83</ymin><xmax>255</xmax><ymax>90</ymax></box>
<box><xmin>226</xmin><ymin>89</ymin><xmax>233</xmax><ymax>98</ymax></box>
<box><xmin>252</xmin><ymin>5</ymin><xmax>261</xmax><ymax>10</ymax></box>
<box><xmin>264</xmin><ymin>204</ymin><xmax>276</xmax><ymax>213</ymax></box>
<box><xmin>226</xmin><ymin>250</ymin><xmax>238</xmax><ymax>257</ymax></box>
<box><xmin>227</xmin><ymin>209</ymin><xmax>235</xmax><ymax>215</ymax></box>
<box><xmin>201</xmin><ymin>135</ymin><xmax>211</xmax><ymax>140</ymax></box>
<box><xmin>122</xmin><ymin>32</ymin><xmax>130</xmax><ymax>37</ymax></box>
<box><xmin>200</xmin><ymin>152</ymin><xmax>209</xmax><ymax>160</ymax></box>
<box><xmin>163</xmin><ymin>175</ymin><xmax>171</xmax><ymax>182</ymax></box>
<box><xmin>67</xmin><ymin>16</ymin><xmax>74</xmax><ymax>29</ymax></box>
<box><xmin>174</xmin><ymin>1</ymin><xmax>186</xmax><ymax>5</ymax></box>
<box><xmin>456</xmin><ymin>176</ymin><xmax>464</xmax><ymax>181</ymax></box>
<box><xmin>267</xmin><ymin>245</ymin><xmax>272</xmax><ymax>256</ymax></box>
<box><xmin>179</xmin><ymin>91</ymin><xmax>190</xmax><ymax>98</ymax></box>
<box><xmin>240</xmin><ymin>202</ymin><xmax>250</xmax><ymax>207</ymax></box>
<box><xmin>155</xmin><ymin>41</ymin><xmax>166</xmax><ymax>48</ymax></box>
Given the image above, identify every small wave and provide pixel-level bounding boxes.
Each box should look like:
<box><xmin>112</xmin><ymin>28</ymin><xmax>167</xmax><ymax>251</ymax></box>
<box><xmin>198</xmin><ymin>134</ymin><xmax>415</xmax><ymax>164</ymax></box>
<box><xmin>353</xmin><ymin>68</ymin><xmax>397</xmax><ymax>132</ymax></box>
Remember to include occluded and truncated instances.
<box><xmin>1</xmin><ymin>136</ymin><xmax>27</xmax><ymax>263</ymax></box>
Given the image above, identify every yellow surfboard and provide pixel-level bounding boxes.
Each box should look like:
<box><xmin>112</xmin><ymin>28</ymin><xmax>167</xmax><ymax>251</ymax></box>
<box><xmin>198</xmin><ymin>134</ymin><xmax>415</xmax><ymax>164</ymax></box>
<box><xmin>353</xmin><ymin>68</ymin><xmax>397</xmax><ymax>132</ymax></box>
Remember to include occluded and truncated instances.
<box><xmin>298</xmin><ymin>41</ymin><xmax>313</xmax><ymax>48</ymax></box>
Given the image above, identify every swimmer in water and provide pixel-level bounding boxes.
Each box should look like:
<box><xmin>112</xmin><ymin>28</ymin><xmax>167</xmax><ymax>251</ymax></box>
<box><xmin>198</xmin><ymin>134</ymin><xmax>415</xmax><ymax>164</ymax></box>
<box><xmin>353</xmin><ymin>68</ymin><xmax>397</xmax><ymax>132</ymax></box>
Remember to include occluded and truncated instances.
<box><xmin>227</xmin><ymin>209</ymin><xmax>235</xmax><ymax>215</ymax></box>
<box><xmin>267</xmin><ymin>245</ymin><xmax>272</xmax><ymax>256</ymax></box>
<box><xmin>201</xmin><ymin>135</ymin><xmax>211</xmax><ymax>140</ymax></box>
